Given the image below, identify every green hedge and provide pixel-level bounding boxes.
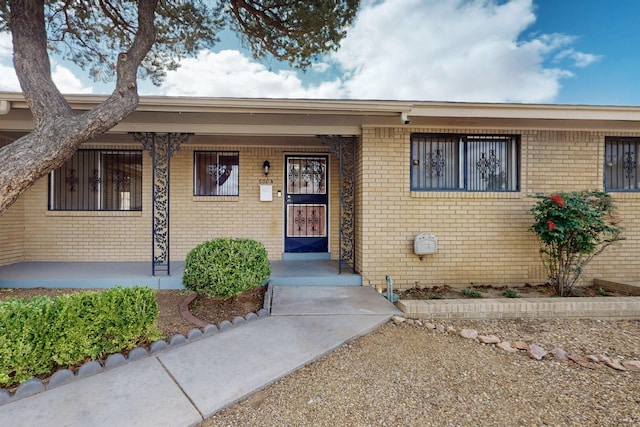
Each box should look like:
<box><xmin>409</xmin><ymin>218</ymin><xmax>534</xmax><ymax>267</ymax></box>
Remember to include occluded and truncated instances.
<box><xmin>0</xmin><ymin>287</ymin><xmax>161</xmax><ymax>387</ymax></box>
<box><xmin>183</xmin><ymin>238</ymin><xmax>270</xmax><ymax>298</ymax></box>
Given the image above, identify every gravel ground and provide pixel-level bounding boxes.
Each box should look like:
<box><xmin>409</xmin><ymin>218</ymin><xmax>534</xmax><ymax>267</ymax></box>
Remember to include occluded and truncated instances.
<box><xmin>201</xmin><ymin>318</ymin><xmax>640</xmax><ymax>427</ymax></box>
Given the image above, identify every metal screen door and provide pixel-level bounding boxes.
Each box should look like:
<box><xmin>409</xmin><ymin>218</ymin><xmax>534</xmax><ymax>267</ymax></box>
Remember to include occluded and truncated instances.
<box><xmin>284</xmin><ymin>155</ymin><xmax>329</xmax><ymax>253</ymax></box>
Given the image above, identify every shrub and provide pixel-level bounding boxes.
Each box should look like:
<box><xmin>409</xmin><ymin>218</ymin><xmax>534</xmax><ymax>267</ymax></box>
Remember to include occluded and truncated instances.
<box><xmin>183</xmin><ymin>238</ymin><xmax>271</xmax><ymax>298</ymax></box>
<box><xmin>502</xmin><ymin>289</ymin><xmax>519</xmax><ymax>298</ymax></box>
<box><xmin>460</xmin><ymin>288</ymin><xmax>483</xmax><ymax>298</ymax></box>
<box><xmin>0</xmin><ymin>287</ymin><xmax>161</xmax><ymax>387</ymax></box>
<box><xmin>529</xmin><ymin>191</ymin><xmax>623</xmax><ymax>297</ymax></box>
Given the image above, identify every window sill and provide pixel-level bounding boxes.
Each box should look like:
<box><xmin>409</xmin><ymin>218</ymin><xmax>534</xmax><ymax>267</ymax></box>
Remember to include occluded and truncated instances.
<box><xmin>193</xmin><ymin>196</ymin><xmax>240</xmax><ymax>202</ymax></box>
<box><xmin>410</xmin><ymin>191</ymin><xmax>521</xmax><ymax>199</ymax></box>
<box><xmin>46</xmin><ymin>210</ymin><xmax>143</xmax><ymax>217</ymax></box>
<box><xmin>606</xmin><ymin>191</ymin><xmax>640</xmax><ymax>199</ymax></box>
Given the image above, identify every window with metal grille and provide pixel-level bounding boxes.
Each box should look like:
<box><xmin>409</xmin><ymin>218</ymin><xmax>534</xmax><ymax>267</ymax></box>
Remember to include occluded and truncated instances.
<box><xmin>49</xmin><ymin>150</ymin><xmax>143</xmax><ymax>211</ymax></box>
<box><xmin>605</xmin><ymin>137</ymin><xmax>640</xmax><ymax>191</ymax></box>
<box><xmin>194</xmin><ymin>151</ymin><xmax>239</xmax><ymax>196</ymax></box>
<box><xmin>411</xmin><ymin>134</ymin><xmax>520</xmax><ymax>192</ymax></box>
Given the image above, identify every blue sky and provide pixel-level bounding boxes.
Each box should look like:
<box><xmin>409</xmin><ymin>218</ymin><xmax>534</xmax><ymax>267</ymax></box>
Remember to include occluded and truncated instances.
<box><xmin>1</xmin><ymin>0</ymin><xmax>639</xmax><ymax>106</ymax></box>
<box><xmin>529</xmin><ymin>0</ymin><xmax>640</xmax><ymax>105</ymax></box>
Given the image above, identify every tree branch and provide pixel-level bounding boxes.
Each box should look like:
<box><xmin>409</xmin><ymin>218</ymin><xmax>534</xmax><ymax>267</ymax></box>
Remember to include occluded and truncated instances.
<box><xmin>9</xmin><ymin>0</ymin><xmax>73</xmax><ymax>123</ymax></box>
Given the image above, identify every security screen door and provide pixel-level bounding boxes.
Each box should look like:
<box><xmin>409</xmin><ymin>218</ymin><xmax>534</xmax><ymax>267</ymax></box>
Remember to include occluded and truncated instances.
<box><xmin>284</xmin><ymin>155</ymin><xmax>328</xmax><ymax>253</ymax></box>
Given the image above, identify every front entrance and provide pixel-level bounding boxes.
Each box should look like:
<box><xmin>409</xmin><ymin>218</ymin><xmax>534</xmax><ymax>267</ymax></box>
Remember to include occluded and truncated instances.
<box><xmin>284</xmin><ymin>155</ymin><xmax>329</xmax><ymax>253</ymax></box>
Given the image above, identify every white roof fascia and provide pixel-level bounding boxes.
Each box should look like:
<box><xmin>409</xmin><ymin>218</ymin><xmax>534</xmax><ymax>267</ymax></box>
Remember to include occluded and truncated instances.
<box><xmin>408</xmin><ymin>101</ymin><xmax>640</xmax><ymax>122</ymax></box>
<box><xmin>2</xmin><ymin>91</ymin><xmax>640</xmax><ymax>122</ymax></box>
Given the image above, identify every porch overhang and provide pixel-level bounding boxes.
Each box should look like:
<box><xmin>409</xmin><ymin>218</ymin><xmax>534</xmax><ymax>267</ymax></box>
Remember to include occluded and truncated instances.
<box><xmin>3</xmin><ymin>92</ymin><xmax>640</xmax><ymax>140</ymax></box>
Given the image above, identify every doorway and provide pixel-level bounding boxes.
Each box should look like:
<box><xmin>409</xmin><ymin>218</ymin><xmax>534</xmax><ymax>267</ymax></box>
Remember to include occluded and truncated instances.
<box><xmin>284</xmin><ymin>155</ymin><xmax>329</xmax><ymax>253</ymax></box>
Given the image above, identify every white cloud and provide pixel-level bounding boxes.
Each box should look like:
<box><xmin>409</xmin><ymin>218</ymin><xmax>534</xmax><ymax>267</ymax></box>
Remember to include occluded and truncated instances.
<box><xmin>0</xmin><ymin>33</ymin><xmax>20</xmax><ymax>91</ymax></box>
<box><xmin>311</xmin><ymin>62</ymin><xmax>331</xmax><ymax>73</ymax></box>
<box><xmin>154</xmin><ymin>49</ymin><xmax>345</xmax><ymax>98</ymax></box>
<box><xmin>329</xmin><ymin>0</ymin><xmax>586</xmax><ymax>102</ymax></box>
<box><xmin>1</xmin><ymin>0</ymin><xmax>598</xmax><ymax>103</ymax></box>
<box><xmin>0</xmin><ymin>32</ymin><xmax>12</xmax><ymax>57</ymax></box>
<box><xmin>0</xmin><ymin>63</ymin><xmax>20</xmax><ymax>91</ymax></box>
<box><xmin>1</xmin><ymin>33</ymin><xmax>93</xmax><ymax>94</ymax></box>
<box><xmin>51</xmin><ymin>62</ymin><xmax>93</xmax><ymax>94</ymax></box>
<box><xmin>555</xmin><ymin>49</ymin><xmax>601</xmax><ymax>68</ymax></box>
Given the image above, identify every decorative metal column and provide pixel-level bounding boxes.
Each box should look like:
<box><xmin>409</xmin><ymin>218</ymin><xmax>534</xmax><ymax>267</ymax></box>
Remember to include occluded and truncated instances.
<box><xmin>132</xmin><ymin>132</ymin><xmax>191</xmax><ymax>276</ymax></box>
<box><xmin>319</xmin><ymin>135</ymin><xmax>357</xmax><ymax>273</ymax></box>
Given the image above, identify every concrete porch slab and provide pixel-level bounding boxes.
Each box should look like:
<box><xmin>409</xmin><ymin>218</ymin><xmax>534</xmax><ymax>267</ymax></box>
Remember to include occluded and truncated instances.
<box><xmin>270</xmin><ymin>285</ymin><xmax>402</xmax><ymax>316</ymax></box>
<box><xmin>0</xmin><ymin>262</ymin><xmax>185</xmax><ymax>289</ymax></box>
<box><xmin>269</xmin><ymin>260</ymin><xmax>362</xmax><ymax>286</ymax></box>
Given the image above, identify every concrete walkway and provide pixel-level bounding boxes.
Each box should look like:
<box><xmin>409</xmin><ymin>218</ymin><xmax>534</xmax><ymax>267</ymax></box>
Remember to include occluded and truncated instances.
<box><xmin>0</xmin><ymin>286</ymin><xmax>401</xmax><ymax>427</ymax></box>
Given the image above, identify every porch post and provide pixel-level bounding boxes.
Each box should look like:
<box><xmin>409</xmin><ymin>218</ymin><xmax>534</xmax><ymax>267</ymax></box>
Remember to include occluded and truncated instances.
<box><xmin>320</xmin><ymin>135</ymin><xmax>357</xmax><ymax>274</ymax></box>
<box><xmin>133</xmin><ymin>132</ymin><xmax>191</xmax><ymax>276</ymax></box>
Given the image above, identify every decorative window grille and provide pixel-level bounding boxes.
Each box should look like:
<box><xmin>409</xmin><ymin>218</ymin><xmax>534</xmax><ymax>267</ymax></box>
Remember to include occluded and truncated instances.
<box><xmin>411</xmin><ymin>134</ymin><xmax>519</xmax><ymax>192</ymax></box>
<box><xmin>605</xmin><ymin>137</ymin><xmax>640</xmax><ymax>191</ymax></box>
<box><xmin>49</xmin><ymin>150</ymin><xmax>142</xmax><ymax>211</ymax></box>
<box><xmin>194</xmin><ymin>151</ymin><xmax>239</xmax><ymax>196</ymax></box>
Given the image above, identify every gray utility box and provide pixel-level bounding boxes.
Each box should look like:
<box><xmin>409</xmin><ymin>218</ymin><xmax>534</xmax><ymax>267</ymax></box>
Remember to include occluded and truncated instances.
<box><xmin>414</xmin><ymin>233</ymin><xmax>437</xmax><ymax>255</ymax></box>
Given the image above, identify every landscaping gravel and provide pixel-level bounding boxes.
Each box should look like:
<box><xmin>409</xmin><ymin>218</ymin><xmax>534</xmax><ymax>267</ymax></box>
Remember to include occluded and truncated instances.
<box><xmin>200</xmin><ymin>318</ymin><xmax>640</xmax><ymax>427</ymax></box>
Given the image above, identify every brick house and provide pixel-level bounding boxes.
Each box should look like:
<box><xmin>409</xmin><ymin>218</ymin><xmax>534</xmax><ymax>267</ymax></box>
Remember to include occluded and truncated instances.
<box><xmin>0</xmin><ymin>93</ymin><xmax>638</xmax><ymax>289</ymax></box>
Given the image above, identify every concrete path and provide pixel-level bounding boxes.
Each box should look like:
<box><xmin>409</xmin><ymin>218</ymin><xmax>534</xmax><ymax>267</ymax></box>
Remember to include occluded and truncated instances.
<box><xmin>0</xmin><ymin>286</ymin><xmax>400</xmax><ymax>427</ymax></box>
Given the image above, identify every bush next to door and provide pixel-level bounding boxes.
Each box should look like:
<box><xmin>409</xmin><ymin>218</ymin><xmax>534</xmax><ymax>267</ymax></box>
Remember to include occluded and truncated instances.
<box><xmin>183</xmin><ymin>238</ymin><xmax>271</xmax><ymax>298</ymax></box>
<box><xmin>0</xmin><ymin>287</ymin><xmax>161</xmax><ymax>388</ymax></box>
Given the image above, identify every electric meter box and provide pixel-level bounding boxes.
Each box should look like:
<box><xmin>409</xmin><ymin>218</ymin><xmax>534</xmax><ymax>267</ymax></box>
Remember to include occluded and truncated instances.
<box><xmin>414</xmin><ymin>233</ymin><xmax>437</xmax><ymax>255</ymax></box>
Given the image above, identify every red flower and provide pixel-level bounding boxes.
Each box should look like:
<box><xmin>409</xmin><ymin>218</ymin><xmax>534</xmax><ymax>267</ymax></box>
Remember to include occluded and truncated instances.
<box><xmin>550</xmin><ymin>194</ymin><xmax>565</xmax><ymax>208</ymax></box>
<box><xmin>547</xmin><ymin>220</ymin><xmax>556</xmax><ymax>231</ymax></box>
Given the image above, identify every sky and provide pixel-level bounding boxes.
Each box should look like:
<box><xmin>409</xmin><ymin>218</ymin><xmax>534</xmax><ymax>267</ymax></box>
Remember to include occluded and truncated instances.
<box><xmin>0</xmin><ymin>0</ymin><xmax>639</xmax><ymax>106</ymax></box>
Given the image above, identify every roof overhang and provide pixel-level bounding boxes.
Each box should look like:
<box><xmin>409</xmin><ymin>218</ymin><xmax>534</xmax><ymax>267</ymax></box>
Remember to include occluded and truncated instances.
<box><xmin>2</xmin><ymin>92</ymin><xmax>640</xmax><ymax>137</ymax></box>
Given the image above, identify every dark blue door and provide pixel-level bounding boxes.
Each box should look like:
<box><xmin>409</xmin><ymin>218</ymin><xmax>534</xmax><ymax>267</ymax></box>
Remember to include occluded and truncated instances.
<box><xmin>284</xmin><ymin>155</ymin><xmax>329</xmax><ymax>253</ymax></box>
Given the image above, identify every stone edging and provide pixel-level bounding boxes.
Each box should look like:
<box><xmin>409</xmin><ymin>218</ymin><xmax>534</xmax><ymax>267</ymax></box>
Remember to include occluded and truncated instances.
<box><xmin>398</xmin><ymin>296</ymin><xmax>640</xmax><ymax>320</ymax></box>
<box><xmin>0</xmin><ymin>284</ymin><xmax>274</xmax><ymax>407</ymax></box>
<box><xmin>390</xmin><ymin>315</ymin><xmax>640</xmax><ymax>373</ymax></box>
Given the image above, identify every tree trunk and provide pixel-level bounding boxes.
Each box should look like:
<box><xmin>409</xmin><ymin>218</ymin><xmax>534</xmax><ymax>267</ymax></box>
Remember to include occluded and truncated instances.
<box><xmin>0</xmin><ymin>0</ymin><xmax>158</xmax><ymax>216</ymax></box>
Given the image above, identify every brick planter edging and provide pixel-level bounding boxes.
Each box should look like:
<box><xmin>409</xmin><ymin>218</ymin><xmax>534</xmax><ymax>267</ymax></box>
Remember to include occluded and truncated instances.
<box><xmin>0</xmin><ymin>285</ymin><xmax>273</xmax><ymax>407</ymax></box>
<box><xmin>398</xmin><ymin>296</ymin><xmax>640</xmax><ymax>320</ymax></box>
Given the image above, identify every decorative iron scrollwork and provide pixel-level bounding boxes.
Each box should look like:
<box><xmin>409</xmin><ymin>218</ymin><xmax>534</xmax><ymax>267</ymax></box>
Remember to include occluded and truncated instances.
<box><xmin>624</xmin><ymin>151</ymin><xmax>637</xmax><ymax>179</ymax></box>
<box><xmin>476</xmin><ymin>150</ymin><xmax>500</xmax><ymax>179</ymax></box>
<box><xmin>88</xmin><ymin>169</ymin><xmax>101</xmax><ymax>192</ymax></box>
<box><xmin>65</xmin><ymin>169</ymin><xmax>79</xmax><ymax>192</ymax></box>
<box><xmin>132</xmin><ymin>132</ymin><xmax>191</xmax><ymax>276</ymax></box>
<box><xmin>319</xmin><ymin>135</ymin><xmax>357</xmax><ymax>274</ymax></box>
<box><xmin>288</xmin><ymin>164</ymin><xmax>299</xmax><ymax>185</ymax></box>
<box><xmin>111</xmin><ymin>169</ymin><xmax>130</xmax><ymax>192</ymax></box>
<box><xmin>288</xmin><ymin>160</ymin><xmax>325</xmax><ymax>192</ymax></box>
<box><xmin>429</xmin><ymin>149</ymin><xmax>446</xmax><ymax>178</ymax></box>
<box><xmin>294</xmin><ymin>208</ymin><xmax>306</xmax><ymax>232</ymax></box>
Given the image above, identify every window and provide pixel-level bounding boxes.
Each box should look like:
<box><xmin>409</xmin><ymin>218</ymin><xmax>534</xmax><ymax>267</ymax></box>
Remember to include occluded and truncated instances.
<box><xmin>194</xmin><ymin>151</ymin><xmax>239</xmax><ymax>196</ymax></box>
<box><xmin>411</xmin><ymin>134</ymin><xmax>519</xmax><ymax>191</ymax></box>
<box><xmin>49</xmin><ymin>150</ymin><xmax>142</xmax><ymax>211</ymax></box>
<box><xmin>605</xmin><ymin>137</ymin><xmax>640</xmax><ymax>191</ymax></box>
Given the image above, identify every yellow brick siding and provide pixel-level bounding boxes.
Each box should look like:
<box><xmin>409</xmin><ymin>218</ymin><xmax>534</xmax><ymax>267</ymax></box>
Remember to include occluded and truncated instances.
<box><xmin>21</xmin><ymin>144</ymin><xmax>151</xmax><ymax>262</ymax></box>
<box><xmin>12</xmin><ymin>141</ymin><xmax>338</xmax><ymax>263</ymax></box>
<box><xmin>170</xmin><ymin>144</ymin><xmax>337</xmax><ymax>260</ymax></box>
<box><xmin>0</xmin><ymin>195</ymin><xmax>25</xmax><ymax>265</ymax></box>
<box><xmin>0</xmin><ymin>136</ymin><xmax>25</xmax><ymax>265</ymax></box>
<box><xmin>4</xmin><ymin>126</ymin><xmax>640</xmax><ymax>289</ymax></box>
<box><xmin>357</xmin><ymin>127</ymin><xmax>640</xmax><ymax>290</ymax></box>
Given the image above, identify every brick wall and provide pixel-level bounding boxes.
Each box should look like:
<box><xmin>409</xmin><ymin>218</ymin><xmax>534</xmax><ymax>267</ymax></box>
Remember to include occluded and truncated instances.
<box><xmin>0</xmin><ymin>137</ymin><xmax>25</xmax><ymax>266</ymax></box>
<box><xmin>357</xmin><ymin>127</ymin><xmax>640</xmax><ymax>290</ymax></box>
<box><xmin>170</xmin><ymin>144</ymin><xmax>337</xmax><ymax>261</ymax></box>
<box><xmin>15</xmin><ymin>141</ymin><xmax>337</xmax><ymax>263</ymax></box>
<box><xmin>21</xmin><ymin>143</ymin><xmax>151</xmax><ymax>262</ymax></box>
<box><xmin>5</xmin><ymin>126</ymin><xmax>639</xmax><ymax>286</ymax></box>
<box><xmin>0</xmin><ymin>195</ymin><xmax>25</xmax><ymax>265</ymax></box>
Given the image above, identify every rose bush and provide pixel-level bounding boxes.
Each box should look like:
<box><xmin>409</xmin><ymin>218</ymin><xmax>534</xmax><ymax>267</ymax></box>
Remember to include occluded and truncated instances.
<box><xmin>529</xmin><ymin>190</ymin><xmax>623</xmax><ymax>296</ymax></box>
